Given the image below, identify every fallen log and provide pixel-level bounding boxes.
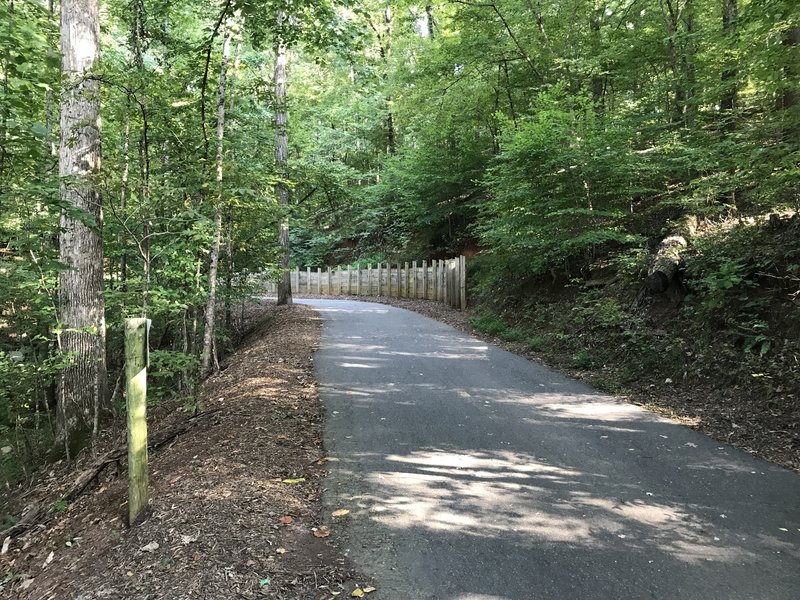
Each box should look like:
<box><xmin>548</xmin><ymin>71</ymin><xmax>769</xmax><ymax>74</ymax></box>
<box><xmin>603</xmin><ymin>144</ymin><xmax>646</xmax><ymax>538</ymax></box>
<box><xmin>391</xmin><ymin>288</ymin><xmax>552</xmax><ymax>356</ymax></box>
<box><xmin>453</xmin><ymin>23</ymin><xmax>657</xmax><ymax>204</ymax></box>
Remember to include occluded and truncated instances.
<box><xmin>646</xmin><ymin>216</ymin><xmax>696</xmax><ymax>293</ymax></box>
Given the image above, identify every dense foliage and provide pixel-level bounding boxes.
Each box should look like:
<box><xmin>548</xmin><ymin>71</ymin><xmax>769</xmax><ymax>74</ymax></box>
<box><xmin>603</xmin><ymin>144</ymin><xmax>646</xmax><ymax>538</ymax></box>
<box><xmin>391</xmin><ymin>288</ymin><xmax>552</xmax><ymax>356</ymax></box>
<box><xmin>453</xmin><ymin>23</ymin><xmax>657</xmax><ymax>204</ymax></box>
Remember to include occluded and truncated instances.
<box><xmin>0</xmin><ymin>0</ymin><xmax>797</xmax><ymax>473</ymax></box>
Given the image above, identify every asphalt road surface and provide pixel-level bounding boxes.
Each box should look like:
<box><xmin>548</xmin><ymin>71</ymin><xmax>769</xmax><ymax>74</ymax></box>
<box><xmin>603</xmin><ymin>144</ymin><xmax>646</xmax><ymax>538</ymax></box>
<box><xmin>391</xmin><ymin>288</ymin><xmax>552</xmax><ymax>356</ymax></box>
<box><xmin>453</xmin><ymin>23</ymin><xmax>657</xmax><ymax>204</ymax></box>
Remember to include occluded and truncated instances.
<box><xmin>303</xmin><ymin>298</ymin><xmax>800</xmax><ymax>600</ymax></box>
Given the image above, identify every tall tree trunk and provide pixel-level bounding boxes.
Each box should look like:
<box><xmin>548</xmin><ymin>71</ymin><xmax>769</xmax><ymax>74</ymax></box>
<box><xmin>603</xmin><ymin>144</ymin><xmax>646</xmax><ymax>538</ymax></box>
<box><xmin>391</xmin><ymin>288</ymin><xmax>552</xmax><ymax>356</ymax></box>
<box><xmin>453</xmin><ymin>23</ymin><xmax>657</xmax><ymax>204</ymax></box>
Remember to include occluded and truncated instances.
<box><xmin>720</xmin><ymin>0</ymin><xmax>737</xmax><ymax>116</ymax></box>
<box><xmin>662</xmin><ymin>0</ymin><xmax>684</xmax><ymax>125</ymax></box>
<box><xmin>425</xmin><ymin>5</ymin><xmax>434</xmax><ymax>38</ymax></box>
<box><xmin>224</xmin><ymin>35</ymin><xmax>242</xmax><ymax>328</ymax></box>
<box><xmin>120</xmin><ymin>110</ymin><xmax>130</xmax><ymax>289</ymax></box>
<box><xmin>275</xmin><ymin>13</ymin><xmax>292</xmax><ymax>306</ymax></box>
<box><xmin>45</xmin><ymin>0</ymin><xmax>56</xmax><ymax>158</ymax></box>
<box><xmin>781</xmin><ymin>27</ymin><xmax>800</xmax><ymax>144</ymax></box>
<box><xmin>57</xmin><ymin>0</ymin><xmax>107</xmax><ymax>458</ymax></box>
<box><xmin>224</xmin><ymin>209</ymin><xmax>234</xmax><ymax>331</ymax></box>
<box><xmin>589</xmin><ymin>3</ymin><xmax>604</xmax><ymax>116</ymax></box>
<box><xmin>681</xmin><ymin>0</ymin><xmax>697</xmax><ymax>126</ymax></box>
<box><xmin>201</xmin><ymin>27</ymin><xmax>231</xmax><ymax>374</ymax></box>
<box><xmin>384</xmin><ymin>8</ymin><xmax>396</xmax><ymax>154</ymax></box>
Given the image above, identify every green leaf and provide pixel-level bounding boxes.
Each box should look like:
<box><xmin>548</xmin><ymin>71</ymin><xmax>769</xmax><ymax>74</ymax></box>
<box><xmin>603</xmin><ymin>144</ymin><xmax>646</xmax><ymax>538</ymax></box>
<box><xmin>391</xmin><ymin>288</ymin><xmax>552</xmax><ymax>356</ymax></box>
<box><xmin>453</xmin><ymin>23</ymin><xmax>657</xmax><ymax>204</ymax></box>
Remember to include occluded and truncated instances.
<box><xmin>31</xmin><ymin>123</ymin><xmax>48</xmax><ymax>138</ymax></box>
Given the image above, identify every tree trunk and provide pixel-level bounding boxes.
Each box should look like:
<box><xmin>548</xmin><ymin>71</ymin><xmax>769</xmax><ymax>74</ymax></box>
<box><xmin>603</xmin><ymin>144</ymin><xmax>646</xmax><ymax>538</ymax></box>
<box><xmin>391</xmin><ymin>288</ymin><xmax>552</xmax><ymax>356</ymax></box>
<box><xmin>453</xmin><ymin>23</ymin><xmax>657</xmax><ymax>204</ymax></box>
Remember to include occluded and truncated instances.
<box><xmin>425</xmin><ymin>5</ymin><xmax>434</xmax><ymax>38</ymax></box>
<box><xmin>662</xmin><ymin>0</ymin><xmax>684</xmax><ymax>125</ymax></box>
<box><xmin>275</xmin><ymin>13</ymin><xmax>292</xmax><ymax>306</ymax></box>
<box><xmin>224</xmin><ymin>209</ymin><xmax>234</xmax><ymax>331</ymax></box>
<box><xmin>681</xmin><ymin>0</ymin><xmax>697</xmax><ymax>127</ymax></box>
<box><xmin>720</xmin><ymin>0</ymin><xmax>737</xmax><ymax>115</ymax></box>
<box><xmin>57</xmin><ymin>0</ymin><xmax>107</xmax><ymax>458</ymax></box>
<box><xmin>646</xmin><ymin>216</ymin><xmax>696</xmax><ymax>293</ymax></box>
<box><xmin>120</xmin><ymin>111</ymin><xmax>130</xmax><ymax>288</ymax></box>
<box><xmin>589</xmin><ymin>3</ymin><xmax>604</xmax><ymax>116</ymax></box>
<box><xmin>781</xmin><ymin>26</ymin><xmax>799</xmax><ymax>138</ymax></box>
<box><xmin>201</xmin><ymin>27</ymin><xmax>231</xmax><ymax>374</ymax></box>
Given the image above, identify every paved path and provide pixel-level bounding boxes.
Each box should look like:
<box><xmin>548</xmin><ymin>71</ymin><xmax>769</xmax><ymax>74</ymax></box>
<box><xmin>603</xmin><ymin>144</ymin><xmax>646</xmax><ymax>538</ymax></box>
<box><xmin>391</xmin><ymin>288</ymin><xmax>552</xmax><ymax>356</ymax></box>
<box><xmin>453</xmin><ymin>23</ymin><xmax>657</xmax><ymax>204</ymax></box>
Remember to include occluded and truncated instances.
<box><xmin>303</xmin><ymin>298</ymin><xmax>800</xmax><ymax>600</ymax></box>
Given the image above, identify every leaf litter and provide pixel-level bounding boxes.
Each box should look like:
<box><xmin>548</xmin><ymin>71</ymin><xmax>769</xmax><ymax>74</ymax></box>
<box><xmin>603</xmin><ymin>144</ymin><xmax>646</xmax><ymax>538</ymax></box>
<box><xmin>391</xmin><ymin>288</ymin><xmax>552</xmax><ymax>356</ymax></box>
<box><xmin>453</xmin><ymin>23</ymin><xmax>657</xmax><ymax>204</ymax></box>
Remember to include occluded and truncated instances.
<box><xmin>1</xmin><ymin>303</ymin><xmax>358</xmax><ymax>598</ymax></box>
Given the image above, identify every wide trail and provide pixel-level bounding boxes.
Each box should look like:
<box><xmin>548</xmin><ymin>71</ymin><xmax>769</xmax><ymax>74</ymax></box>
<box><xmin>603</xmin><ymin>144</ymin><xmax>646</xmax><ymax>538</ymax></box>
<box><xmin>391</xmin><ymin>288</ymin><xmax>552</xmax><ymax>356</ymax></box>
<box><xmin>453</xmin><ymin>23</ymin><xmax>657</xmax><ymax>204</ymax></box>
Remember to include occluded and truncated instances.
<box><xmin>305</xmin><ymin>298</ymin><xmax>800</xmax><ymax>600</ymax></box>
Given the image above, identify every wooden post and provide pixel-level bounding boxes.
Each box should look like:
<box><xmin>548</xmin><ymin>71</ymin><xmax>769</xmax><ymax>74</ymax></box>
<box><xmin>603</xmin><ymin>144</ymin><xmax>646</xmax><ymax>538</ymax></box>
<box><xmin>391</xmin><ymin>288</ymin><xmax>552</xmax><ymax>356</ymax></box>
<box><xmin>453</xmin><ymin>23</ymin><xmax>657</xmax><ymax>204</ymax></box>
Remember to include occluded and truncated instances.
<box><xmin>440</xmin><ymin>260</ymin><xmax>446</xmax><ymax>304</ymax></box>
<box><xmin>411</xmin><ymin>261</ymin><xmax>417</xmax><ymax>298</ymax></box>
<box><xmin>454</xmin><ymin>259</ymin><xmax>460</xmax><ymax>308</ymax></box>
<box><xmin>444</xmin><ymin>260</ymin><xmax>450</xmax><ymax>307</ymax></box>
<box><xmin>449</xmin><ymin>260</ymin><xmax>454</xmax><ymax>308</ymax></box>
<box><xmin>367</xmin><ymin>263</ymin><xmax>372</xmax><ymax>295</ymax></box>
<box><xmin>397</xmin><ymin>263</ymin><xmax>402</xmax><ymax>297</ymax></box>
<box><xmin>125</xmin><ymin>318</ymin><xmax>149</xmax><ymax>527</ymax></box>
<box><xmin>435</xmin><ymin>260</ymin><xmax>440</xmax><ymax>302</ymax></box>
<box><xmin>317</xmin><ymin>267</ymin><xmax>322</xmax><ymax>295</ymax></box>
<box><xmin>460</xmin><ymin>256</ymin><xmax>466</xmax><ymax>310</ymax></box>
<box><xmin>293</xmin><ymin>266</ymin><xmax>299</xmax><ymax>294</ymax></box>
<box><xmin>421</xmin><ymin>260</ymin><xmax>427</xmax><ymax>300</ymax></box>
<box><xmin>377</xmin><ymin>262</ymin><xmax>382</xmax><ymax>296</ymax></box>
<box><xmin>356</xmin><ymin>264</ymin><xmax>361</xmax><ymax>295</ymax></box>
<box><xmin>432</xmin><ymin>260</ymin><xmax>437</xmax><ymax>301</ymax></box>
<box><xmin>452</xmin><ymin>259</ymin><xmax>457</xmax><ymax>308</ymax></box>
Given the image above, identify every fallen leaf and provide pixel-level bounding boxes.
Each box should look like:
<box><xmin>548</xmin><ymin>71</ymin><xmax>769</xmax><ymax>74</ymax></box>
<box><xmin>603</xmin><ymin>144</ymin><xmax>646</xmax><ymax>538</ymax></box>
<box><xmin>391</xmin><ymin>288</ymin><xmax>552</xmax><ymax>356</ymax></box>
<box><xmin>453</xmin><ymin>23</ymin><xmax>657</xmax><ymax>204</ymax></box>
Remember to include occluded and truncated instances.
<box><xmin>282</xmin><ymin>478</ymin><xmax>306</xmax><ymax>484</ymax></box>
<box><xmin>139</xmin><ymin>541</ymin><xmax>160</xmax><ymax>553</ymax></box>
<box><xmin>259</xmin><ymin>577</ymin><xmax>271</xmax><ymax>586</ymax></box>
<box><xmin>276</xmin><ymin>547</ymin><xmax>287</xmax><ymax>554</ymax></box>
<box><xmin>331</xmin><ymin>509</ymin><xmax>350</xmax><ymax>518</ymax></box>
<box><xmin>43</xmin><ymin>551</ymin><xmax>54</xmax><ymax>567</ymax></box>
<box><xmin>1</xmin><ymin>446</ymin><xmax>12</xmax><ymax>455</ymax></box>
<box><xmin>126</xmin><ymin>571</ymin><xmax>134</xmax><ymax>577</ymax></box>
<box><xmin>279</xmin><ymin>515</ymin><xmax>294</xmax><ymax>524</ymax></box>
<box><xmin>180</xmin><ymin>534</ymin><xmax>198</xmax><ymax>545</ymax></box>
<box><xmin>19</xmin><ymin>579</ymin><xmax>34</xmax><ymax>590</ymax></box>
<box><xmin>1</xmin><ymin>536</ymin><xmax>10</xmax><ymax>555</ymax></box>
<box><xmin>363</xmin><ymin>586</ymin><xmax>376</xmax><ymax>593</ymax></box>
<box><xmin>351</xmin><ymin>588</ymin><xmax>364</xmax><ymax>598</ymax></box>
<box><xmin>312</xmin><ymin>526</ymin><xmax>331</xmax><ymax>538</ymax></box>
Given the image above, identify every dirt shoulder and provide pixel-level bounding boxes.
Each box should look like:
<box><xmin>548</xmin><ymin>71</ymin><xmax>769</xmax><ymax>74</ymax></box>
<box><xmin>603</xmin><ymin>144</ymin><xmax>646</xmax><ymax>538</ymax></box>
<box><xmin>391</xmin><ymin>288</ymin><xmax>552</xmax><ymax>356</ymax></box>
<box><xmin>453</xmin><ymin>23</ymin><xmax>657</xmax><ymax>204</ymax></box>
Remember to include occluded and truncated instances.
<box><xmin>2</xmin><ymin>303</ymin><xmax>358</xmax><ymax>599</ymax></box>
<box><xmin>294</xmin><ymin>294</ymin><xmax>798</xmax><ymax>473</ymax></box>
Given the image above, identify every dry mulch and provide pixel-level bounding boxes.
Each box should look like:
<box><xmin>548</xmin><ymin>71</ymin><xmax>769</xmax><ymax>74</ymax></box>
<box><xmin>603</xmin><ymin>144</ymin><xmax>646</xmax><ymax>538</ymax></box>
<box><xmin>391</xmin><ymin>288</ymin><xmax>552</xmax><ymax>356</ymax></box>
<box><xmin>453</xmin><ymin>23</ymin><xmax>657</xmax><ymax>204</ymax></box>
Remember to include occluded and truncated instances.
<box><xmin>297</xmin><ymin>294</ymin><xmax>798</xmax><ymax>473</ymax></box>
<box><xmin>1</xmin><ymin>303</ymin><xmax>358</xmax><ymax>599</ymax></box>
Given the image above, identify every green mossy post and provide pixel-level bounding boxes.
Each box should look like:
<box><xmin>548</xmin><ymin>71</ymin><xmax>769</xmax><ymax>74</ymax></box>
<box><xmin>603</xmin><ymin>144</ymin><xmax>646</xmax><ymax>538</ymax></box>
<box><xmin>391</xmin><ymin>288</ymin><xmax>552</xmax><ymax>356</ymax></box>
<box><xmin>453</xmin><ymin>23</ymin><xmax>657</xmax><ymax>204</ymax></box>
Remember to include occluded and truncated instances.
<box><xmin>125</xmin><ymin>317</ymin><xmax>149</xmax><ymax>526</ymax></box>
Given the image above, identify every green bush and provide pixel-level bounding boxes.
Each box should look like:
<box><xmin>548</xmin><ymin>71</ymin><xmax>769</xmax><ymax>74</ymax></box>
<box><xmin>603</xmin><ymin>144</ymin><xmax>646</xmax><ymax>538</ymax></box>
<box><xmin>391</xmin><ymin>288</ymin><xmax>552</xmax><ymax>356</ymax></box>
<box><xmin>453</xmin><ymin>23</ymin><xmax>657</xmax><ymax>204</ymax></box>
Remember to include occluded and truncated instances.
<box><xmin>526</xmin><ymin>336</ymin><xmax>548</xmax><ymax>352</ymax></box>
<box><xmin>571</xmin><ymin>294</ymin><xmax>627</xmax><ymax>329</ymax></box>
<box><xmin>500</xmin><ymin>328</ymin><xmax>526</xmax><ymax>342</ymax></box>
<box><xmin>572</xmin><ymin>349</ymin><xmax>596</xmax><ymax>369</ymax></box>
<box><xmin>468</xmin><ymin>311</ymin><xmax>507</xmax><ymax>336</ymax></box>
<box><xmin>147</xmin><ymin>350</ymin><xmax>200</xmax><ymax>403</ymax></box>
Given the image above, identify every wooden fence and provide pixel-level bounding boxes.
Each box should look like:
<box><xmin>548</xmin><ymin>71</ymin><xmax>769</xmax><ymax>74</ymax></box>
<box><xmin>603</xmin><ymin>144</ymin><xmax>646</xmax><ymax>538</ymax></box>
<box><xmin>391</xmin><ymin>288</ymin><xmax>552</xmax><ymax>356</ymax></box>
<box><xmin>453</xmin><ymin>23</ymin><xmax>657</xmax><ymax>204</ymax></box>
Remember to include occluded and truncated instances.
<box><xmin>263</xmin><ymin>256</ymin><xmax>467</xmax><ymax>309</ymax></box>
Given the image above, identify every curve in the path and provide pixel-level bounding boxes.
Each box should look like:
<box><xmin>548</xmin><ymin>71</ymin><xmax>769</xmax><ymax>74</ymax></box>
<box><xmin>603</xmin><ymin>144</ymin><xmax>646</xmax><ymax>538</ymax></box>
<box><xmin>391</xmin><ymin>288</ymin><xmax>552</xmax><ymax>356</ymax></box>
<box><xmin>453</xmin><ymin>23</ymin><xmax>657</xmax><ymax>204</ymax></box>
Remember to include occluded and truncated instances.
<box><xmin>303</xmin><ymin>298</ymin><xmax>800</xmax><ymax>600</ymax></box>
